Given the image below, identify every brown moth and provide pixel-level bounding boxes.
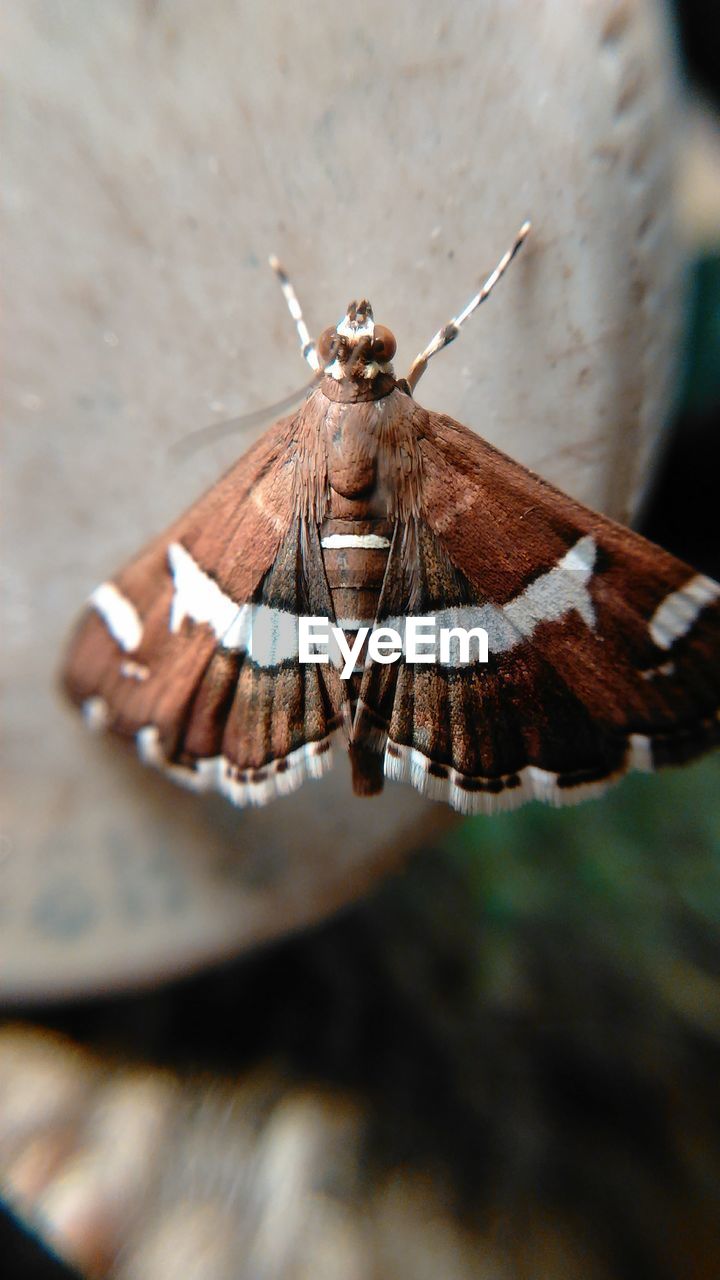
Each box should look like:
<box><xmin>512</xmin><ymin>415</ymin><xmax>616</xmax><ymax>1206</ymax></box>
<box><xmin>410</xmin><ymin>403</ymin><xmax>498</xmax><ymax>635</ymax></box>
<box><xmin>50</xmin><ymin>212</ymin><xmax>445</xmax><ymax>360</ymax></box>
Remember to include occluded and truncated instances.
<box><xmin>62</xmin><ymin>226</ymin><xmax>720</xmax><ymax>814</ymax></box>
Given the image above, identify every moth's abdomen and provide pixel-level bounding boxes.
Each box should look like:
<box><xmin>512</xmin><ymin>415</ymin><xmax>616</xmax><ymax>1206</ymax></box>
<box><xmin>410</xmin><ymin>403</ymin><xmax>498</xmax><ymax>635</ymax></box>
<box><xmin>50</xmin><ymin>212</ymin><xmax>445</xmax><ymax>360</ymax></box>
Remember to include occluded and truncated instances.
<box><xmin>320</xmin><ymin>507</ymin><xmax>393</xmax><ymax>798</ymax></box>
<box><xmin>320</xmin><ymin>514</ymin><xmax>393</xmax><ymax>632</ymax></box>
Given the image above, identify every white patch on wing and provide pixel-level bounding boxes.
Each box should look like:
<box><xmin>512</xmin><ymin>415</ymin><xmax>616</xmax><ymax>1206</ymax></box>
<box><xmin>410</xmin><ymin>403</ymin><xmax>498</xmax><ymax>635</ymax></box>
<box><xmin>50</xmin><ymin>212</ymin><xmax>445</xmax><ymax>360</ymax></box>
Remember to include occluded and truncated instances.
<box><xmin>627</xmin><ymin>734</ymin><xmax>653</xmax><ymax>771</ymax></box>
<box><xmin>89</xmin><ymin>583</ymin><xmax>143</xmax><ymax>652</ymax></box>
<box><xmin>384</xmin><ymin>534</ymin><xmax>598</xmax><ymax>665</ymax></box>
<box><xmin>246</xmin><ymin>605</ymin><xmax>303</xmax><ymax>666</ymax></box>
<box><xmin>321</xmin><ymin>533</ymin><xmax>391</xmax><ymax>550</ymax></box>
<box><xmin>120</xmin><ymin>660</ymin><xmax>150</xmax><ymax>681</ymax></box>
<box><xmin>648</xmin><ymin>574</ymin><xmax>720</xmax><ymax>651</ymax></box>
<box><xmin>641</xmin><ymin>661</ymin><xmax>675</xmax><ymax>681</ymax></box>
<box><xmin>82</xmin><ymin>697</ymin><xmax>110</xmax><ymax>731</ymax></box>
<box><xmin>168</xmin><ymin>542</ymin><xmax>302</xmax><ymax>665</ymax></box>
<box><xmin>505</xmin><ymin>534</ymin><xmax>597</xmax><ymax>634</ymax></box>
<box><xmin>168</xmin><ymin>542</ymin><xmax>245</xmax><ymax>642</ymax></box>
<box><xmin>136</xmin><ymin>725</ymin><xmax>334</xmax><ymax>807</ymax></box>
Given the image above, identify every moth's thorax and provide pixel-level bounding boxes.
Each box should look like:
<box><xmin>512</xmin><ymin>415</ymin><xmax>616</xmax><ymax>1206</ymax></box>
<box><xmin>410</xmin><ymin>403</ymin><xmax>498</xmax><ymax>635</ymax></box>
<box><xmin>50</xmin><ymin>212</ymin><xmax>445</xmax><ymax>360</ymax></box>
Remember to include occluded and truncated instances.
<box><xmin>318</xmin><ymin>389</ymin><xmax>422</xmax><ymax>515</ymax></box>
<box><xmin>324</xmin><ymin>397</ymin><xmax>386</xmax><ymax>503</ymax></box>
<box><xmin>318</xmin><ymin>371</ymin><xmax>396</xmax><ymax>403</ymax></box>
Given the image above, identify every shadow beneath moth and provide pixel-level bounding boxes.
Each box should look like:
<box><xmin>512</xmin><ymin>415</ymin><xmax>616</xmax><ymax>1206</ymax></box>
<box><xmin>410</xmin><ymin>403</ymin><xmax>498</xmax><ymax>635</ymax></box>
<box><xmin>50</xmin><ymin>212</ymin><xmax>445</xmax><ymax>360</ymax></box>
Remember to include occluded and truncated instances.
<box><xmin>62</xmin><ymin>225</ymin><xmax>720</xmax><ymax>814</ymax></box>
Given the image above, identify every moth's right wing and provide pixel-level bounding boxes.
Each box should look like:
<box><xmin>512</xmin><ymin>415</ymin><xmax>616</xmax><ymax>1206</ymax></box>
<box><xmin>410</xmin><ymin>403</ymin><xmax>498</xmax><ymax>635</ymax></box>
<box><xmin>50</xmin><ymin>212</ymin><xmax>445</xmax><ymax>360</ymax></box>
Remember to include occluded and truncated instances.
<box><xmin>352</xmin><ymin>404</ymin><xmax>720</xmax><ymax>814</ymax></box>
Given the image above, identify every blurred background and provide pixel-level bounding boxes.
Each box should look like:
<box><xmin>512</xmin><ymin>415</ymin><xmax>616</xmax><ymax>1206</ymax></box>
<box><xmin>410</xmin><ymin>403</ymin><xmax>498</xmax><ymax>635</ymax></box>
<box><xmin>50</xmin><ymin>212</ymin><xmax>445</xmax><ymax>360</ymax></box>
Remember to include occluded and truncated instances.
<box><xmin>2</xmin><ymin>1</ymin><xmax>720</xmax><ymax>1277</ymax></box>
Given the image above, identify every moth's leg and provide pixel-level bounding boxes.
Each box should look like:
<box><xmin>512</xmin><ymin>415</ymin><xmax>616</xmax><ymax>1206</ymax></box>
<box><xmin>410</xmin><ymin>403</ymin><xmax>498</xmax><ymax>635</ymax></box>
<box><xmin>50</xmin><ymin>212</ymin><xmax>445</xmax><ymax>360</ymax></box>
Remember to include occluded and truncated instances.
<box><xmin>406</xmin><ymin>221</ymin><xmax>531</xmax><ymax>392</ymax></box>
<box><xmin>269</xmin><ymin>255</ymin><xmax>320</xmax><ymax>372</ymax></box>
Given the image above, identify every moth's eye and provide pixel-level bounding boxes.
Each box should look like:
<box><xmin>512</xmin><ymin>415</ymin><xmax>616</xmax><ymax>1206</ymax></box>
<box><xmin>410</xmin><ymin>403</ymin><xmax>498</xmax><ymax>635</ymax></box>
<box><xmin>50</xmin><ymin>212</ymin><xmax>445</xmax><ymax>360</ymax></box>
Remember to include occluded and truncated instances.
<box><xmin>317</xmin><ymin>326</ymin><xmax>338</xmax><ymax>365</ymax></box>
<box><xmin>372</xmin><ymin>325</ymin><xmax>397</xmax><ymax>362</ymax></box>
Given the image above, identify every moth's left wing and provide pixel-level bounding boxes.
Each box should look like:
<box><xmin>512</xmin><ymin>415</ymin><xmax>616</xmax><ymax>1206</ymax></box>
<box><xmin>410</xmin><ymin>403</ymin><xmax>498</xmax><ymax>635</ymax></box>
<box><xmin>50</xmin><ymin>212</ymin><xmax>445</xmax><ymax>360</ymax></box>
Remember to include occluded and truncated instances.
<box><xmin>353</xmin><ymin>406</ymin><xmax>719</xmax><ymax>813</ymax></box>
<box><xmin>63</xmin><ymin>414</ymin><xmax>348</xmax><ymax>805</ymax></box>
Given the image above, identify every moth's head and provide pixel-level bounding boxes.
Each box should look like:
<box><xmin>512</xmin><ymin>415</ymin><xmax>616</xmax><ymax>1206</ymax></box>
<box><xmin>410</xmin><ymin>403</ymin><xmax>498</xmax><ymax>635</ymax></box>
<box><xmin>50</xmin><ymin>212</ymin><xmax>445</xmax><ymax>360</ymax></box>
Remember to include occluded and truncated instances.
<box><xmin>316</xmin><ymin>299</ymin><xmax>397</xmax><ymax>381</ymax></box>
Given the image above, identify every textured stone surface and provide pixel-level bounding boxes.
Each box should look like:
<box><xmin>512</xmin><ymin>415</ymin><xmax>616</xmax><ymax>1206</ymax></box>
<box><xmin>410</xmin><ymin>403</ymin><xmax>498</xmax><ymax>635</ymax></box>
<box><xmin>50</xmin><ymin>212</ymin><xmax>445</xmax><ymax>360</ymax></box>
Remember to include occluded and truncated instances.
<box><xmin>2</xmin><ymin>0</ymin><xmax>683</xmax><ymax>998</ymax></box>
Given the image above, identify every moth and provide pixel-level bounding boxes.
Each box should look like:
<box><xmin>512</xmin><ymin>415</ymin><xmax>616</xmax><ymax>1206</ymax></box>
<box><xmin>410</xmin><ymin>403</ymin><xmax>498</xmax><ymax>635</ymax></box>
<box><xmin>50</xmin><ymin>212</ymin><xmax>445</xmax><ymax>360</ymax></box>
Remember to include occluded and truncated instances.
<box><xmin>62</xmin><ymin>224</ymin><xmax>720</xmax><ymax>814</ymax></box>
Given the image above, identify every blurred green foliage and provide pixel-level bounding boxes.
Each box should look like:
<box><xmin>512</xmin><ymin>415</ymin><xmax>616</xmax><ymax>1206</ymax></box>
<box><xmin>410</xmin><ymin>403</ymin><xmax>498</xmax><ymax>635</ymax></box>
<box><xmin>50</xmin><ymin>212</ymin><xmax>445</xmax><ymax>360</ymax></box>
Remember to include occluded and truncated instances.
<box><xmin>679</xmin><ymin>256</ymin><xmax>720</xmax><ymax>415</ymax></box>
<box><xmin>443</xmin><ymin>759</ymin><xmax>720</xmax><ymax>1025</ymax></box>
<box><xmin>447</xmin><ymin>758</ymin><xmax>719</xmax><ymax>923</ymax></box>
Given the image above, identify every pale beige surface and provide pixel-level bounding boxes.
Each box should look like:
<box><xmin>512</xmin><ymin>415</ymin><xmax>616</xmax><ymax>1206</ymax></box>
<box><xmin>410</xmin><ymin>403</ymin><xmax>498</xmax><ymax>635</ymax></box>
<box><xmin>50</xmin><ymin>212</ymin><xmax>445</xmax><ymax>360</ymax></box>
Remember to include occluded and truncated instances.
<box><xmin>2</xmin><ymin>0</ymin><xmax>683</xmax><ymax>999</ymax></box>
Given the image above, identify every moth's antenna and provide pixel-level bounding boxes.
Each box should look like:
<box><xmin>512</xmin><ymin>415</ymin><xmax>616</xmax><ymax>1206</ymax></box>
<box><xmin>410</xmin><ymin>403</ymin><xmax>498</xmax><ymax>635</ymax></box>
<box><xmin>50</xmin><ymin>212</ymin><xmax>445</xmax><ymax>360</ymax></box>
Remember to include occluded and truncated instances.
<box><xmin>169</xmin><ymin>377</ymin><xmax>318</xmax><ymax>462</ymax></box>
<box><xmin>269</xmin><ymin>254</ymin><xmax>321</xmax><ymax>372</ymax></box>
<box><xmin>171</xmin><ymin>256</ymin><xmax>322</xmax><ymax>461</ymax></box>
<box><xmin>406</xmin><ymin>221</ymin><xmax>531</xmax><ymax>392</ymax></box>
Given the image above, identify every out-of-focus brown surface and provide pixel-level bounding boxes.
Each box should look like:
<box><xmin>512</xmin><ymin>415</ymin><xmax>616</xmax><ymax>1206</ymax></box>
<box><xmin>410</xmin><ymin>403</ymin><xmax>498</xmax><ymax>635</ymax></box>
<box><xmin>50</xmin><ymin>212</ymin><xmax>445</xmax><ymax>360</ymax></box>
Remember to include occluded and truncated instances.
<box><xmin>2</xmin><ymin>783</ymin><xmax>720</xmax><ymax>1280</ymax></box>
